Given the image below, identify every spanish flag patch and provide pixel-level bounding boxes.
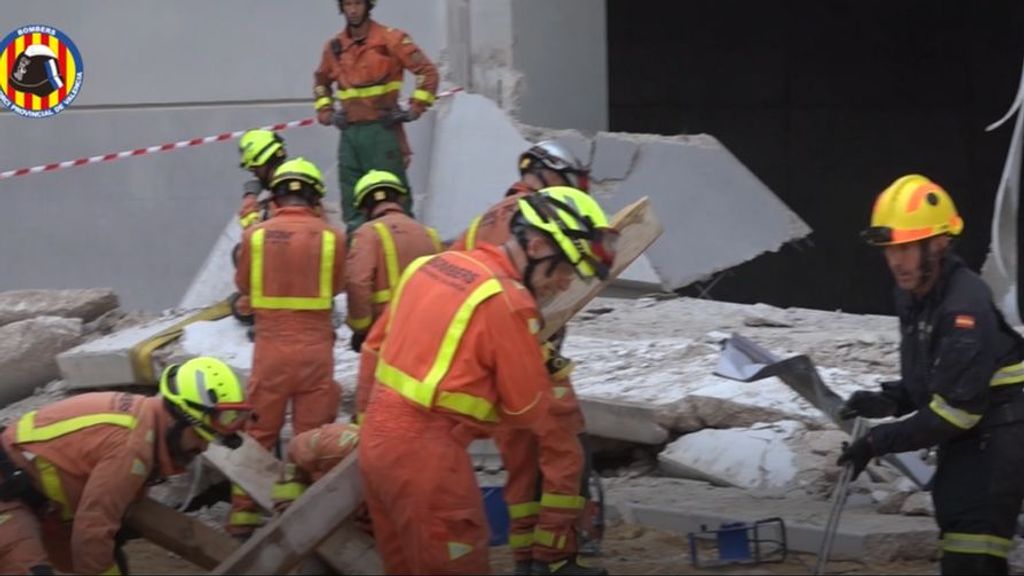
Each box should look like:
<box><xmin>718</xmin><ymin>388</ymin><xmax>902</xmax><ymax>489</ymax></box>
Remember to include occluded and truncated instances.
<box><xmin>954</xmin><ymin>315</ymin><xmax>976</xmax><ymax>329</ymax></box>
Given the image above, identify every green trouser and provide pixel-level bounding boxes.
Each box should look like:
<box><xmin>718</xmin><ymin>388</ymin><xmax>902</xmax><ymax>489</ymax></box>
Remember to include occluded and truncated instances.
<box><xmin>338</xmin><ymin>121</ymin><xmax>413</xmax><ymax>236</ymax></box>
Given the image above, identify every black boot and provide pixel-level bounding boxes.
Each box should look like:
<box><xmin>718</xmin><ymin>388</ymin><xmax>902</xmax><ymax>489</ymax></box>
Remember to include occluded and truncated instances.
<box><xmin>513</xmin><ymin>560</ymin><xmax>533</xmax><ymax>575</ymax></box>
<box><xmin>532</xmin><ymin>556</ymin><xmax>608</xmax><ymax>575</ymax></box>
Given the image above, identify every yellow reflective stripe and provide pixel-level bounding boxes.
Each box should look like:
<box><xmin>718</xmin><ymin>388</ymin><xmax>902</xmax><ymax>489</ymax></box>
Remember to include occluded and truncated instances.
<box><xmin>534</xmin><ymin>528</ymin><xmax>568</xmax><ymax>550</ymax></box>
<box><xmin>941</xmin><ymin>532</ymin><xmax>1012</xmax><ymax>558</ymax></box>
<box><xmin>314</xmin><ymin>96</ymin><xmax>333</xmax><ymax>110</ymax></box>
<box><xmin>372</xmin><ymin>289</ymin><xmax>392</xmax><ymax>304</ymax></box>
<box><xmin>465</xmin><ymin>216</ymin><xmax>482</xmax><ymax>250</ymax></box>
<box><xmin>16</xmin><ymin>411</ymin><xmax>137</xmax><ymax>444</ymax></box>
<box><xmin>271</xmin><ymin>481</ymin><xmax>307</xmax><ymax>502</ymax></box>
<box><xmin>508</xmin><ymin>532</ymin><xmax>534</xmax><ymax>549</ymax></box>
<box><xmin>336</xmin><ymin>81</ymin><xmax>403</xmax><ymax>100</ymax></box>
<box><xmin>540</xmin><ymin>493</ymin><xmax>586</xmax><ymax>510</ymax></box>
<box><xmin>347</xmin><ymin>315</ymin><xmax>373</xmax><ymax>331</ymax></box>
<box><xmin>383</xmin><ymin>255</ymin><xmax>433</xmax><ymax>334</ymax></box>
<box><xmin>238</xmin><ymin>212</ymin><xmax>260</xmax><ymax>229</ymax></box>
<box><xmin>36</xmin><ymin>457</ymin><xmax>72</xmax><ymax>521</ymax></box>
<box><xmin>99</xmin><ymin>564</ymin><xmax>122</xmax><ymax>576</ymax></box>
<box><xmin>251</xmin><ymin>229</ymin><xmax>336</xmax><ymax>310</ymax></box>
<box><xmin>375</xmin><ymin>258</ymin><xmax>504</xmax><ymax>422</ymax></box>
<box><xmin>427</xmin><ymin>227</ymin><xmax>442</xmax><ymax>252</ymax></box>
<box><xmin>508</xmin><ymin>501</ymin><xmax>541</xmax><ymax>519</ymax></box>
<box><xmin>231</xmin><ymin>484</ymin><xmax>248</xmax><ymax>497</ymax></box>
<box><xmin>229</xmin><ymin>511</ymin><xmax>264</xmax><ymax>527</ymax></box>
<box><xmin>991</xmin><ymin>361</ymin><xmax>1024</xmax><ymax>387</ymax></box>
<box><xmin>374</xmin><ymin>222</ymin><xmax>401</xmax><ymax>305</ymax></box>
<box><xmin>413</xmin><ymin>89</ymin><xmax>436</xmax><ymax>104</ymax></box>
<box><xmin>929</xmin><ymin>394</ymin><xmax>982</xmax><ymax>430</ymax></box>
<box><xmin>436</xmin><ymin>391</ymin><xmax>498</xmax><ymax>423</ymax></box>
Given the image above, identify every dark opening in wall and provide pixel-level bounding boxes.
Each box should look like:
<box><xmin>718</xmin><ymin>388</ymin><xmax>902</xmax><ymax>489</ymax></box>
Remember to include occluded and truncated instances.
<box><xmin>608</xmin><ymin>0</ymin><xmax>1024</xmax><ymax>314</ymax></box>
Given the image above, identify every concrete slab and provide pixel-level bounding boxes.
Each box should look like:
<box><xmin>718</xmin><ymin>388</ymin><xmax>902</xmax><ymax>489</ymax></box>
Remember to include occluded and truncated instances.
<box><xmin>179</xmin><ymin>217</ymin><xmax>240</xmax><ymax>310</ymax></box>
<box><xmin>591</xmin><ymin>132</ymin><xmax>639</xmax><ymax>182</ymax></box>
<box><xmin>607</xmin><ymin>477</ymin><xmax>938</xmax><ymax>562</ymax></box>
<box><xmin>0</xmin><ymin>289</ymin><xmax>119</xmax><ymax>328</ymax></box>
<box><xmin>604</xmin><ymin>135</ymin><xmax>812</xmax><ymax>291</ymax></box>
<box><xmin>58</xmin><ymin>313</ymin><xmax>192</xmax><ymax>389</ymax></box>
<box><xmin>0</xmin><ymin>317</ymin><xmax>82</xmax><ymax>406</ymax></box>
<box><xmin>578</xmin><ymin>397</ymin><xmax>670</xmax><ymax>445</ymax></box>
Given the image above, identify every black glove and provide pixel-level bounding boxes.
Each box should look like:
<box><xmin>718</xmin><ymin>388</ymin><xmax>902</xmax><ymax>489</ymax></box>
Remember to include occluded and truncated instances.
<box><xmin>838</xmin><ymin>390</ymin><xmax>898</xmax><ymax>420</ymax></box>
<box><xmin>332</xmin><ymin>109</ymin><xmax>349</xmax><ymax>130</ymax></box>
<box><xmin>350</xmin><ymin>331</ymin><xmax>367</xmax><ymax>353</ymax></box>
<box><xmin>384</xmin><ymin>108</ymin><xmax>412</xmax><ymax>127</ymax></box>
<box><xmin>242</xmin><ymin>179</ymin><xmax>262</xmax><ymax>197</ymax></box>
<box><xmin>836</xmin><ymin>435</ymin><xmax>875</xmax><ymax>481</ymax></box>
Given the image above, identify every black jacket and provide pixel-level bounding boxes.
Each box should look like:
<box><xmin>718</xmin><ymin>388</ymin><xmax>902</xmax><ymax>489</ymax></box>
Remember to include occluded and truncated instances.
<box><xmin>871</xmin><ymin>254</ymin><xmax>1024</xmax><ymax>455</ymax></box>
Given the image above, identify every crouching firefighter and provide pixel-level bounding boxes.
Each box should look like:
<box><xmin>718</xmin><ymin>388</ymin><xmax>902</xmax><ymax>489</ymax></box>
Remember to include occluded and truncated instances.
<box><xmin>0</xmin><ymin>357</ymin><xmax>251</xmax><ymax>575</ymax></box>
<box><xmin>838</xmin><ymin>174</ymin><xmax>1024</xmax><ymax>575</ymax></box>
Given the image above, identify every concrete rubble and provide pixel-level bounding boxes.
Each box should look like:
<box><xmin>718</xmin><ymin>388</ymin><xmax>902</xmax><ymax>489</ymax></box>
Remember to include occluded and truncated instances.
<box><xmin>0</xmin><ymin>317</ymin><xmax>83</xmax><ymax>406</ymax></box>
<box><xmin>0</xmin><ymin>288</ymin><xmax>119</xmax><ymax>328</ymax></box>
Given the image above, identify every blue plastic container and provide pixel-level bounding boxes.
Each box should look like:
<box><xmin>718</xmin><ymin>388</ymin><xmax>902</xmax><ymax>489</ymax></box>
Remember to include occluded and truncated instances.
<box><xmin>480</xmin><ymin>486</ymin><xmax>510</xmax><ymax>546</ymax></box>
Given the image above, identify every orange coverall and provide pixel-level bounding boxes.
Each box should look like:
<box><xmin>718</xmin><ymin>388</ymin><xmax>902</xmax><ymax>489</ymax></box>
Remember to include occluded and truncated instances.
<box><xmin>346</xmin><ymin>204</ymin><xmax>441</xmax><ymax>387</ymax></box>
<box><xmin>231</xmin><ymin>205</ymin><xmax>346</xmax><ymax>535</ymax></box>
<box><xmin>451</xmin><ymin>182</ymin><xmax>591</xmax><ymax>563</ymax></box>
<box><xmin>358</xmin><ymin>245</ymin><xmax>553</xmax><ymax>574</ymax></box>
<box><xmin>0</xmin><ymin>392</ymin><xmax>182</xmax><ymax>575</ymax></box>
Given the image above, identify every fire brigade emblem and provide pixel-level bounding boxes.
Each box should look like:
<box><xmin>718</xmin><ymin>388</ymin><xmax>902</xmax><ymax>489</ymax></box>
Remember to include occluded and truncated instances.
<box><xmin>0</xmin><ymin>25</ymin><xmax>84</xmax><ymax>118</ymax></box>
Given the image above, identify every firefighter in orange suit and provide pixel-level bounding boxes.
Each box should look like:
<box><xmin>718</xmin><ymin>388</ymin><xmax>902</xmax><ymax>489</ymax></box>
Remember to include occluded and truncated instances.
<box><xmin>451</xmin><ymin>142</ymin><xmax>604</xmax><ymax>575</ymax></box>
<box><xmin>270</xmin><ymin>423</ymin><xmax>360</xmax><ymax>511</ymax></box>
<box><xmin>358</xmin><ymin>186</ymin><xmax>616</xmax><ymax>575</ymax></box>
<box><xmin>0</xmin><ymin>357</ymin><xmax>251</xmax><ymax>575</ymax></box>
<box><xmin>346</xmin><ymin>170</ymin><xmax>441</xmax><ymax>370</ymax></box>
<box><xmin>230</xmin><ymin>157</ymin><xmax>346</xmax><ymax>538</ymax></box>
<box><xmin>314</xmin><ymin>0</ymin><xmax>440</xmax><ymax>234</ymax></box>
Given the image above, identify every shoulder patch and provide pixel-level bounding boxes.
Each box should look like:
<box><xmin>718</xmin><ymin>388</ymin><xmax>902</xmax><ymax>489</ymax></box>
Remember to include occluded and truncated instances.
<box><xmin>955</xmin><ymin>314</ymin><xmax>976</xmax><ymax>329</ymax></box>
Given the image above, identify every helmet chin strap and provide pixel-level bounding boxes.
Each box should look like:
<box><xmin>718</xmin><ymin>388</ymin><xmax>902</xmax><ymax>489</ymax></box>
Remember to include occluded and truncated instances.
<box><xmin>514</xmin><ymin>226</ymin><xmax>565</xmax><ymax>298</ymax></box>
<box><xmin>166</xmin><ymin>419</ymin><xmax>191</xmax><ymax>469</ymax></box>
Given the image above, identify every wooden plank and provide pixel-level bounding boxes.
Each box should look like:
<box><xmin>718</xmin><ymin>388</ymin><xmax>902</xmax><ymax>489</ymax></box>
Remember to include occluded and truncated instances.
<box><xmin>539</xmin><ymin>196</ymin><xmax>662</xmax><ymax>341</ymax></box>
<box><xmin>212</xmin><ymin>454</ymin><xmax>364</xmax><ymax>575</ymax></box>
<box><xmin>205</xmin><ymin>433</ymin><xmax>380</xmax><ymax>574</ymax></box>
<box><xmin>124</xmin><ymin>497</ymin><xmax>239</xmax><ymax>570</ymax></box>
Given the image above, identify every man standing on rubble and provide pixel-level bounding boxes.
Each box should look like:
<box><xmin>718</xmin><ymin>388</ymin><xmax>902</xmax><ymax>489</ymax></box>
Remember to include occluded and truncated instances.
<box><xmin>230</xmin><ymin>158</ymin><xmax>346</xmax><ymax>539</ymax></box>
<box><xmin>358</xmin><ymin>186</ymin><xmax>616</xmax><ymax>574</ymax></box>
<box><xmin>345</xmin><ymin>169</ymin><xmax>442</xmax><ymax>367</ymax></box>
<box><xmin>313</xmin><ymin>0</ymin><xmax>439</xmax><ymax>235</ymax></box>
<box><xmin>838</xmin><ymin>174</ymin><xmax>1024</xmax><ymax>575</ymax></box>
<box><xmin>450</xmin><ymin>142</ymin><xmax>605</xmax><ymax>576</ymax></box>
<box><xmin>0</xmin><ymin>357</ymin><xmax>251</xmax><ymax>575</ymax></box>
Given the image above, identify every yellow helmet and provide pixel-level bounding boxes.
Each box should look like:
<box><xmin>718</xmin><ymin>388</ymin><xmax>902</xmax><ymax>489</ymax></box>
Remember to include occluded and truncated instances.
<box><xmin>270</xmin><ymin>157</ymin><xmax>326</xmax><ymax>197</ymax></box>
<box><xmin>159</xmin><ymin>356</ymin><xmax>251</xmax><ymax>442</ymax></box>
<box><xmin>354</xmin><ymin>169</ymin><xmax>408</xmax><ymax>209</ymax></box>
<box><xmin>517</xmin><ymin>186</ymin><xmax>617</xmax><ymax>280</ymax></box>
<box><xmin>238</xmin><ymin>129</ymin><xmax>285</xmax><ymax>170</ymax></box>
<box><xmin>862</xmin><ymin>174</ymin><xmax>964</xmax><ymax>246</ymax></box>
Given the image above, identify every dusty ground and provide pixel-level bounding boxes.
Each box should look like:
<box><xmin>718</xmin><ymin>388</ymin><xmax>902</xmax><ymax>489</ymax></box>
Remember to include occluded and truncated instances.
<box><xmin>124</xmin><ymin>521</ymin><xmax>937</xmax><ymax>575</ymax></box>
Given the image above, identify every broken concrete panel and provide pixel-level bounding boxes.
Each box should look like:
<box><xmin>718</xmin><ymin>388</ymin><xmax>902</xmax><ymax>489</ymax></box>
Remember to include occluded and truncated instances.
<box><xmin>607</xmin><ymin>477</ymin><xmax>938</xmax><ymax>562</ymax></box>
<box><xmin>58</xmin><ymin>313</ymin><xmax>195</xmax><ymax>389</ymax></box>
<box><xmin>900</xmin><ymin>492</ymin><xmax>934</xmax><ymax>517</ymax></box>
<box><xmin>657</xmin><ymin>421</ymin><xmax>845</xmax><ymax>494</ymax></box>
<box><xmin>0</xmin><ymin>317</ymin><xmax>83</xmax><ymax>406</ymax></box>
<box><xmin>420</xmin><ymin>92</ymin><xmax>530</xmax><ymax>240</ymax></box>
<box><xmin>179</xmin><ymin>216</ymin><xmax>240</xmax><ymax>310</ymax></box>
<box><xmin>604</xmin><ymin>135</ymin><xmax>811</xmax><ymax>291</ymax></box>
<box><xmin>591</xmin><ymin>132</ymin><xmax>639</xmax><ymax>182</ymax></box>
<box><xmin>0</xmin><ymin>288</ymin><xmax>119</xmax><ymax>328</ymax></box>
<box><xmin>577</xmin><ymin>397</ymin><xmax>670</xmax><ymax>445</ymax></box>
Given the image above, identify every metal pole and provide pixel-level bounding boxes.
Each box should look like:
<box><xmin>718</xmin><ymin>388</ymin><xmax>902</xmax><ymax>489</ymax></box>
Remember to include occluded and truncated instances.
<box><xmin>814</xmin><ymin>417</ymin><xmax>866</xmax><ymax>575</ymax></box>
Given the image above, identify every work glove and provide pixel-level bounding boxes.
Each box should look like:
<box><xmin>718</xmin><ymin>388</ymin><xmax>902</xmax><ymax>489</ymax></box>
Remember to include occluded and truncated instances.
<box><xmin>271</xmin><ymin>463</ymin><xmax>307</xmax><ymax>514</ymax></box>
<box><xmin>332</xmin><ymin>109</ymin><xmax>349</xmax><ymax>130</ymax></box>
<box><xmin>350</xmin><ymin>331</ymin><xmax>367</xmax><ymax>353</ymax></box>
<box><xmin>836</xmin><ymin>434</ymin><xmax>875</xmax><ymax>481</ymax></box>
<box><xmin>317</xmin><ymin>106</ymin><xmax>335</xmax><ymax>126</ymax></box>
<box><xmin>838</xmin><ymin>390</ymin><xmax>898</xmax><ymax>420</ymax></box>
<box><xmin>384</xmin><ymin>108</ymin><xmax>412</xmax><ymax>127</ymax></box>
<box><xmin>242</xmin><ymin>179</ymin><xmax>262</xmax><ymax>197</ymax></box>
<box><xmin>542</xmin><ymin>341</ymin><xmax>576</xmax><ymax>381</ymax></box>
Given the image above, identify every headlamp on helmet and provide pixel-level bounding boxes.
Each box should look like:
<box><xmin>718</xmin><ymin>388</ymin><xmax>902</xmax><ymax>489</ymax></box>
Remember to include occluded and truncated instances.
<box><xmin>270</xmin><ymin>157</ymin><xmax>326</xmax><ymax>198</ymax></box>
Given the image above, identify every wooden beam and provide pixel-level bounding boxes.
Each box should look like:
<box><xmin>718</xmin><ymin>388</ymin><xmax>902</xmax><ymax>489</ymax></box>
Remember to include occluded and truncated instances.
<box><xmin>539</xmin><ymin>197</ymin><xmax>662</xmax><ymax>341</ymax></box>
<box><xmin>212</xmin><ymin>454</ymin><xmax>364</xmax><ymax>574</ymax></box>
<box><xmin>124</xmin><ymin>497</ymin><xmax>239</xmax><ymax>570</ymax></box>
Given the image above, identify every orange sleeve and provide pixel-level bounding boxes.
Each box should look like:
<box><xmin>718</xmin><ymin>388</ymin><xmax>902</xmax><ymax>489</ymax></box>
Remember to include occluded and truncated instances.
<box><xmin>331</xmin><ymin>226</ymin><xmax>347</xmax><ymax>297</ymax></box>
<box><xmin>346</xmin><ymin>225</ymin><xmax>378</xmax><ymax>333</ymax></box>
<box><xmin>483</xmin><ymin>287</ymin><xmax>551</xmax><ymax>429</ymax></box>
<box><xmin>389</xmin><ymin>30</ymin><xmax>439</xmax><ymax>115</ymax></box>
<box><xmin>235</xmin><ymin>228</ymin><xmax>253</xmax><ymax>296</ymax></box>
<box><xmin>72</xmin><ymin>418</ymin><xmax>156</xmax><ymax>574</ymax></box>
<box><xmin>314</xmin><ymin>41</ymin><xmax>336</xmax><ymax>110</ymax></box>
<box><xmin>356</xmin><ymin>309</ymin><xmax>389</xmax><ymax>416</ymax></box>
<box><xmin>238</xmin><ymin>194</ymin><xmax>260</xmax><ymax>230</ymax></box>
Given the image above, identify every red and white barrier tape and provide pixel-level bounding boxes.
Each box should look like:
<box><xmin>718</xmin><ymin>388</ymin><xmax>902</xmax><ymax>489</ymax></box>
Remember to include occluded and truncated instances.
<box><xmin>0</xmin><ymin>87</ymin><xmax>464</xmax><ymax>181</ymax></box>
